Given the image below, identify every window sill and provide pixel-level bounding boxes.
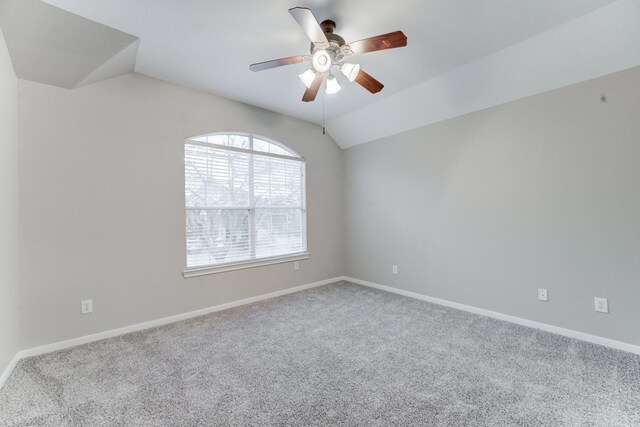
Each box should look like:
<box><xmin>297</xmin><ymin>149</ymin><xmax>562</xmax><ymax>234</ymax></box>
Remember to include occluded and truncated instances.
<box><xmin>182</xmin><ymin>252</ymin><xmax>310</xmax><ymax>278</ymax></box>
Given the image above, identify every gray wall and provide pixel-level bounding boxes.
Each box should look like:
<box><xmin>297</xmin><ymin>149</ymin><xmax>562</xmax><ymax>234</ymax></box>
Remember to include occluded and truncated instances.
<box><xmin>18</xmin><ymin>74</ymin><xmax>344</xmax><ymax>349</ymax></box>
<box><xmin>13</xmin><ymin>56</ymin><xmax>640</xmax><ymax>351</ymax></box>
<box><xmin>0</xmin><ymin>29</ymin><xmax>20</xmax><ymax>372</ymax></box>
<box><xmin>344</xmin><ymin>66</ymin><xmax>640</xmax><ymax>346</ymax></box>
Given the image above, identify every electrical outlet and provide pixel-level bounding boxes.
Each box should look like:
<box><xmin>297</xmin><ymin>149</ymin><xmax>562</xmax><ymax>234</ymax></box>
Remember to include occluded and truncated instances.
<box><xmin>81</xmin><ymin>299</ymin><xmax>93</xmax><ymax>315</ymax></box>
<box><xmin>537</xmin><ymin>288</ymin><xmax>548</xmax><ymax>302</ymax></box>
<box><xmin>392</xmin><ymin>265</ymin><xmax>398</xmax><ymax>275</ymax></box>
<box><xmin>293</xmin><ymin>261</ymin><xmax>299</xmax><ymax>271</ymax></box>
<box><xmin>594</xmin><ymin>297</ymin><xmax>608</xmax><ymax>313</ymax></box>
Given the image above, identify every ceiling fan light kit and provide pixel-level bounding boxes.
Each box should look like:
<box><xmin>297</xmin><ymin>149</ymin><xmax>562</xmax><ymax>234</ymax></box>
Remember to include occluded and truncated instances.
<box><xmin>311</xmin><ymin>50</ymin><xmax>332</xmax><ymax>72</ymax></box>
<box><xmin>298</xmin><ymin>69</ymin><xmax>317</xmax><ymax>88</ymax></box>
<box><xmin>340</xmin><ymin>62</ymin><xmax>361</xmax><ymax>83</ymax></box>
<box><xmin>325</xmin><ymin>75</ymin><xmax>341</xmax><ymax>94</ymax></box>
<box><xmin>249</xmin><ymin>7</ymin><xmax>407</xmax><ymax>103</ymax></box>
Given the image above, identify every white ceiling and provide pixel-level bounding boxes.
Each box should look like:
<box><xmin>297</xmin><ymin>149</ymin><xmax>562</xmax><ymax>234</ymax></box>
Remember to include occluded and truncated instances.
<box><xmin>9</xmin><ymin>0</ymin><xmax>640</xmax><ymax>147</ymax></box>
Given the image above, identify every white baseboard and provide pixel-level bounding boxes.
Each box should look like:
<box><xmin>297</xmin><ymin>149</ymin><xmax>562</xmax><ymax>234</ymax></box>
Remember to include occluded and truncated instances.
<box><xmin>5</xmin><ymin>274</ymin><xmax>637</xmax><ymax>391</ymax></box>
<box><xmin>0</xmin><ymin>352</ymin><xmax>21</xmax><ymax>390</ymax></box>
<box><xmin>344</xmin><ymin>276</ymin><xmax>640</xmax><ymax>356</ymax></box>
<box><xmin>14</xmin><ymin>276</ymin><xmax>343</xmax><ymax>362</ymax></box>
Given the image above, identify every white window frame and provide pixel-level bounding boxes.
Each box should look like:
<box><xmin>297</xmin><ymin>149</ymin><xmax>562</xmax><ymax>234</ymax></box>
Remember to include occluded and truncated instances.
<box><xmin>182</xmin><ymin>133</ymin><xmax>308</xmax><ymax>278</ymax></box>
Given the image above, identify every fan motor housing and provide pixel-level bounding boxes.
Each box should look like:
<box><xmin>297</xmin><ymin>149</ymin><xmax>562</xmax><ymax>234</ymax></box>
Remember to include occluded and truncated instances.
<box><xmin>310</xmin><ymin>20</ymin><xmax>346</xmax><ymax>62</ymax></box>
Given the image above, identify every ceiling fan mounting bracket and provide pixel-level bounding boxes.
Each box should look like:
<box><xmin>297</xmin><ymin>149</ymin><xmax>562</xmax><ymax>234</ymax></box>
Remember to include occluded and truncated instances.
<box><xmin>320</xmin><ymin>20</ymin><xmax>336</xmax><ymax>34</ymax></box>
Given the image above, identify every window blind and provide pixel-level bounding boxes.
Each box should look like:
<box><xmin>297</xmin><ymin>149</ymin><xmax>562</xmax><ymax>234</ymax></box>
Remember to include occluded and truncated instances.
<box><xmin>184</xmin><ymin>134</ymin><xmax>306</xmax><ymax>270</ymax></box>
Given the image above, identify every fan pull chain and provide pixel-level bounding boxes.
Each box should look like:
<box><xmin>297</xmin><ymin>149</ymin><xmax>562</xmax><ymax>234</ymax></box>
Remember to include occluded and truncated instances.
<box><xmin>322</xmin><ymin>90</ymin><xmax>326</xmax><ymax>135</ymax></box>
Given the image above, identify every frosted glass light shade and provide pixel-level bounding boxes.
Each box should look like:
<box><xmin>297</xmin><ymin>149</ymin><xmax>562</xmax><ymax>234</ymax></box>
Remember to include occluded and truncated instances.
<box><xmin>298</xmin><ymin>69</ymin><xmax>316</xmax><ymax>88</ymax></box>
<box><xmin>325</xmin><ymin>75</ymin><xmax>341</xmax><ymax>94</ymax></box>
<box><xmin>312</xmin><ymin>50</ymin><xmax>332</xmax><ymax>73</ymax></box>
<box><xmin>340</xmin><ymin>63</ymin><xmax>360</xmax><ymax>82</ymax></box>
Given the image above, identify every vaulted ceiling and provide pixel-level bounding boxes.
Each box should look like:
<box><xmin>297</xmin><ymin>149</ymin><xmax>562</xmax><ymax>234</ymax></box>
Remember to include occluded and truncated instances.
<box><xmin>3</xmin><ymin>0</ymin><xmax>640</xmax><ymax>148</ymax></box>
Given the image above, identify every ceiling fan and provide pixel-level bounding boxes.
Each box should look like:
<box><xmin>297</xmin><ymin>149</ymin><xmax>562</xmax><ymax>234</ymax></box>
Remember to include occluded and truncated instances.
<box><xmin>249</xmin><ymin>7</ymin><xmax>407</xmax><ymax>102</ymax></box>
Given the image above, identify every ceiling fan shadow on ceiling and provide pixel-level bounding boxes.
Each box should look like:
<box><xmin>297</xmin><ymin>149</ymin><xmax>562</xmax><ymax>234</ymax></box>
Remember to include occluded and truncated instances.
<box><xmin>249</xmin><ymin>7</ymin><xmax>407</xmax><ymax>103</ymax></box>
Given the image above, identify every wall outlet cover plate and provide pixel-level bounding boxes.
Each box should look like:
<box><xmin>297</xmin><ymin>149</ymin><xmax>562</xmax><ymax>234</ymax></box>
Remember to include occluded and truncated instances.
<box><xmin>81</xmin><ymin>299</ymin><xmax>93</xmax><ymax>315</ymax></box>
<box><xmin>537</xmin><ymin>288</ymin><xmax>548</xmax><ymax>302</ymax></box>
<box><xmin>594</xmin><ymin>297</ymin><xmax>609</xmax><ymax>313</ymax></box>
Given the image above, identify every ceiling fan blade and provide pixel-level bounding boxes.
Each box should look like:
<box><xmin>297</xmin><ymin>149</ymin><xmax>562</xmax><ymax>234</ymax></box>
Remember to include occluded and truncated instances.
<box><xmin>302</xmin><ymin>73</ymin><xmax>324</xmax><ymax>102</ymax></box>
<box><xmin>249</xmin><ymin>55</ymin><xmax>306</xmax><ymax>72</ymax></box>
<box><xmin>289</xmin><ymin>7</ymin><xmax>329</xmax><ymax>46</ymax></box>
<box><xmin>347</xmin><ymin>31</ymin><xmax>407</xmax><ymax>55</ymax></box>
<box><xmin>355</xmin><ymin>70</ymin><xmax>384</xmax><ymax>94</ymax></box>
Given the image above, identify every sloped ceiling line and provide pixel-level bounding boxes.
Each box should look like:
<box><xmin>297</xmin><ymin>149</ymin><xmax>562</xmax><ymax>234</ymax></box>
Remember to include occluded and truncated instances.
<box><xmin>0</xmin><ymin>0</ymin><xmax>139</xmax><ymax>89</ymax></box>
<box><xmin>328</xmin><ymin>0</ymin><xmax>640</xmax><ymax>148</ymax></box>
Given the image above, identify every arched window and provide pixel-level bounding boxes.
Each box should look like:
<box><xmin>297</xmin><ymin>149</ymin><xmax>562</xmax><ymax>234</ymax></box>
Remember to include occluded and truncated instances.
<box><xmin>183</xmin><ymin>133</ymin><xmax>307</xmax><ymax>276</ymax></box>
